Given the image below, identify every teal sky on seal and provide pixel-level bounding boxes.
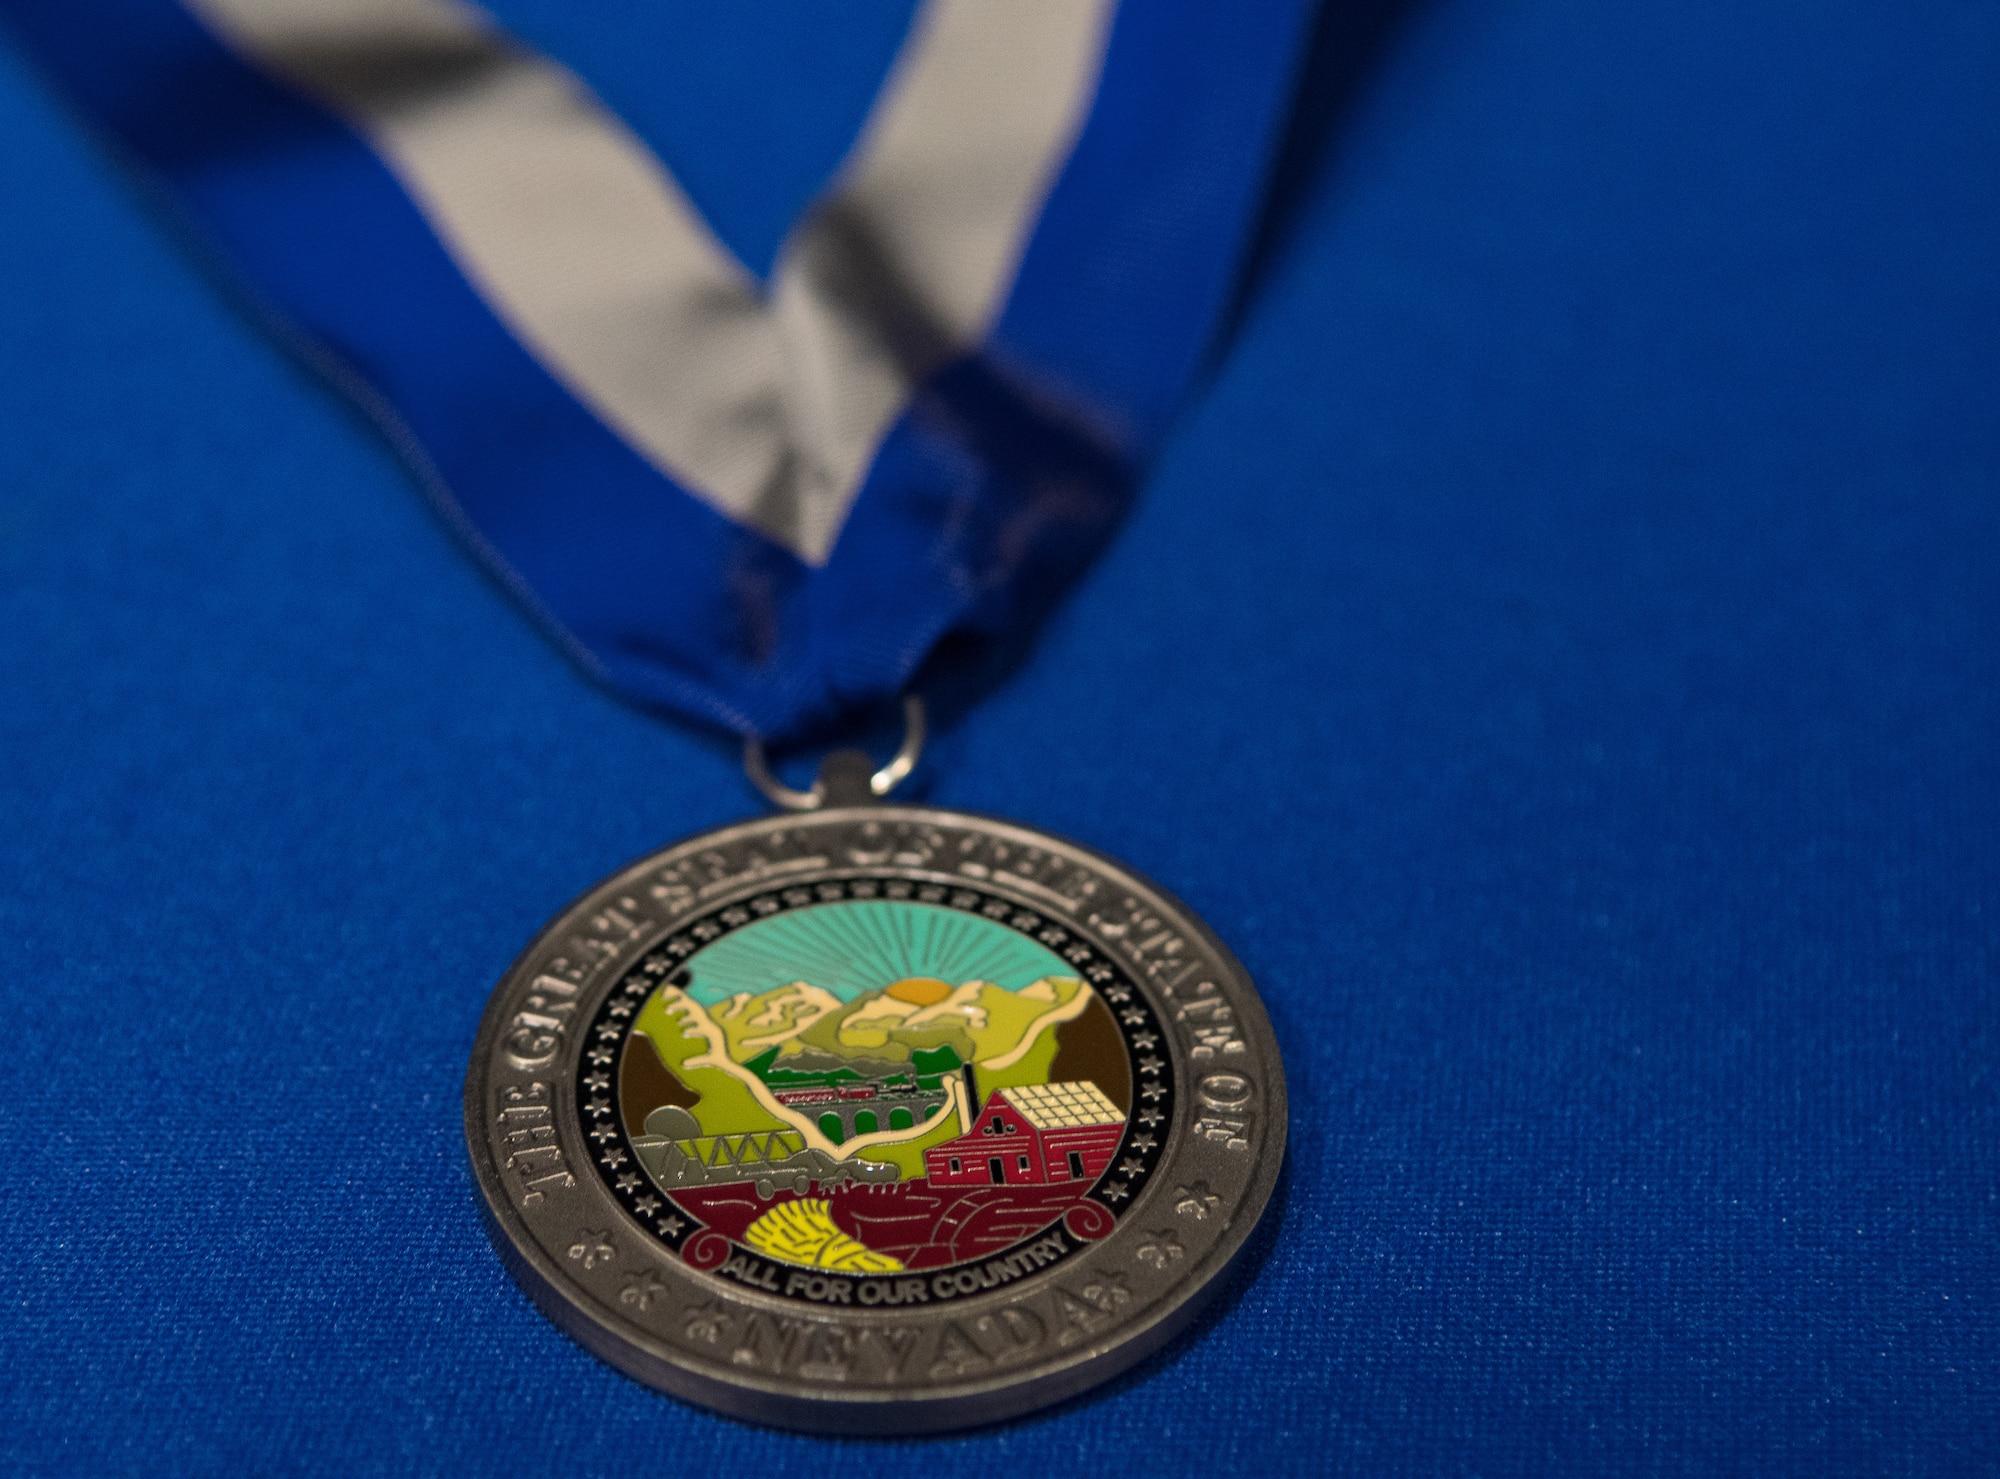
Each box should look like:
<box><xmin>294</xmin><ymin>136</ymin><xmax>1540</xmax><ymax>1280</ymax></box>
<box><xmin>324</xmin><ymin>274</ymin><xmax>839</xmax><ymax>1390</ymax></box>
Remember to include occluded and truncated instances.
<box><xmin>682</xmin><ymin>900</ymin><xmax>1072</xmax><ymax>1006</ymax></box>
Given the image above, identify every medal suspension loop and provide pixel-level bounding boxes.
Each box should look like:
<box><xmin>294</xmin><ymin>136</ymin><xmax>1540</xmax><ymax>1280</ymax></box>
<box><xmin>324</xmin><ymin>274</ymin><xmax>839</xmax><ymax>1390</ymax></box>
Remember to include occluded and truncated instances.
<box><xmin>743</xmin><ymin>695</ymin><xmax>926</xmax><ymax>811</ymax></box>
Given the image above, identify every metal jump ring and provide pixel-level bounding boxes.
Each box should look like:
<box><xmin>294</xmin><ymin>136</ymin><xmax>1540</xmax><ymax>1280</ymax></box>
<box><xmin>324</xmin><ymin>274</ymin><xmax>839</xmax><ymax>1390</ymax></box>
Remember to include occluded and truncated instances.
<box><xmin>743</xmin><ymin>694</ymin><xmax>926</xmax><ymax>812</ymax></box>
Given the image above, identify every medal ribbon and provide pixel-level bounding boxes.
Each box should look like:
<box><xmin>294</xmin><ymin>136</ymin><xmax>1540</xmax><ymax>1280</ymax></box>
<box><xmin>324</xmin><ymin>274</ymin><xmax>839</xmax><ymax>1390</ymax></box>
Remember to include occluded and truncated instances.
<box><xmin>3</xmin><ymin>0</ymin><xmax>1315</xmax><ymax>740</ymax></box>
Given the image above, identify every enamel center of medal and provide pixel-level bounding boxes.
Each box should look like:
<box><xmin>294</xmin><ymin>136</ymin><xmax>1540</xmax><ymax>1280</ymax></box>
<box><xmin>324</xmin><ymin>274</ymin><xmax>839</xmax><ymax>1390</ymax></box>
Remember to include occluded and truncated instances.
<box><xmin>583</xmin><ymin>875</ymin><xmax>1169</xmax><ymax>1306</ymax></box>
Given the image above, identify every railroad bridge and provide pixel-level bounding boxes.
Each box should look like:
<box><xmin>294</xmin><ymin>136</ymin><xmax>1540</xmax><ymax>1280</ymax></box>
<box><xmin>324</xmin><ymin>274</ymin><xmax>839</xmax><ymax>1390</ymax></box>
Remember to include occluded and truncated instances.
<box><xmin>773</xmin><ymin>1084</ymin><xmax>948</xmax><ymax>1143</ymax></box>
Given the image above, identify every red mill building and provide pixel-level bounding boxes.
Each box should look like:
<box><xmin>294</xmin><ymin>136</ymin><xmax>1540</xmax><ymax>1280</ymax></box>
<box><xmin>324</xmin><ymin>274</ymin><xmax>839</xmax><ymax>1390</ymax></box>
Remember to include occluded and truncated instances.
<box><xmin>924</xmin><ymin>1081</ymin><xmax>1125</xmax><ymax>1187</ymax></box>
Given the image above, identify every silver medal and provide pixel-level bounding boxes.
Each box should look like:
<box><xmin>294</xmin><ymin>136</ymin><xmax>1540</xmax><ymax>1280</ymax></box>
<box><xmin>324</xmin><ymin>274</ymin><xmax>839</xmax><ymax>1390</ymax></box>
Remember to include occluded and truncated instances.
<box><xmin>465</xmin><ymin>703</ymin><xmax>1285</xmax><ymax>1431</ymax></box>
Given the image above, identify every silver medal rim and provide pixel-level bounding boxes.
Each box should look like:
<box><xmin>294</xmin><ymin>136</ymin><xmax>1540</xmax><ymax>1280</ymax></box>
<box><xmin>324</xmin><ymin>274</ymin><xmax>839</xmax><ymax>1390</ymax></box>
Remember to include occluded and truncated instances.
<box><xmin>464</xmin><ymin>805</ymin><xmax>1286</xmax><ymax>1433</ymax></box>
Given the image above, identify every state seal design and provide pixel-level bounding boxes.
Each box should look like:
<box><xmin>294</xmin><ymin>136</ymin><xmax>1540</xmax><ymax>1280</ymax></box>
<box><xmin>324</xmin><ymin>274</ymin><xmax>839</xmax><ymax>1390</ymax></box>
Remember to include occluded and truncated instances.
<box><xmin>466</xmin><ymin>807</ymin><xmax>1284</xmax><ymax>1432</ymax></box>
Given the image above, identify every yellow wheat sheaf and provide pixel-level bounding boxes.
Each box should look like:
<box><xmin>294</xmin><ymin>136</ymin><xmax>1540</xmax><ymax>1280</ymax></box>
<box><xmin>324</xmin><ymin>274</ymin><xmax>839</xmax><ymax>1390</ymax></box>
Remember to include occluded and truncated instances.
<box><xmin>740</xmin><ymin>1199</ymin><xmax>904</xmax><ymax>1273</ymax></box>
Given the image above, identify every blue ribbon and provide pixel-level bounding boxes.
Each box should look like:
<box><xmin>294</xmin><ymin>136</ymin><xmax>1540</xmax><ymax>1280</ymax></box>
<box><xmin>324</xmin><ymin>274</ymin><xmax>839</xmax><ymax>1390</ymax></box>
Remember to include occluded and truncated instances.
<box><xmin>2</xmin><ymin>0</ymin><xmax>1315</xmax><ymax>741</ymax></box>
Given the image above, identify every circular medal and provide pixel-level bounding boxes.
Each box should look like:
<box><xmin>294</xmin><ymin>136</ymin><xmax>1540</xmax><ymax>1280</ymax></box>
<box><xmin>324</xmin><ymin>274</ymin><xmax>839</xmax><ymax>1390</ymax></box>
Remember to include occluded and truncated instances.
<box><xmin>466</xmin><ymin>763</ymin><xmax>1284</xmax><ymax>1431</ymax></box>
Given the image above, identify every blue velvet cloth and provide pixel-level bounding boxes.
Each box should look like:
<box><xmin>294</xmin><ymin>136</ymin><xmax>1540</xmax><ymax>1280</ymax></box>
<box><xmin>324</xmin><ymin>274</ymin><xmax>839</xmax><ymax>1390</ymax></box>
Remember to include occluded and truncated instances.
<box><xmin>3</xmin><ymin>1</ymin><xmax>1995</xmax><ymax>1473</ymax></box>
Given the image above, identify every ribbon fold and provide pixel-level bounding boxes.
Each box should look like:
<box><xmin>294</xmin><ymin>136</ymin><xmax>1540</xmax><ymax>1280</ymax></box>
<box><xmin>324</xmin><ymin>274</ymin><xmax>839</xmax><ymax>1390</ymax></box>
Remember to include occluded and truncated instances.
<box><xmin>3</xmin><ymin>0</ymin><xmax>1316</xmax><ymax>740</ymax></box>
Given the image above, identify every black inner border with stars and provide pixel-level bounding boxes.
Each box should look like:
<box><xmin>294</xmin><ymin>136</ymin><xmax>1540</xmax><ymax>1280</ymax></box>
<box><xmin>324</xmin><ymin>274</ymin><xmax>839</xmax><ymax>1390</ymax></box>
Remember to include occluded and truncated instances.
<box><xmin>574</xmin><ymin>874</ymin><xmax>1175</xmax><ymax>1307</ymax></box>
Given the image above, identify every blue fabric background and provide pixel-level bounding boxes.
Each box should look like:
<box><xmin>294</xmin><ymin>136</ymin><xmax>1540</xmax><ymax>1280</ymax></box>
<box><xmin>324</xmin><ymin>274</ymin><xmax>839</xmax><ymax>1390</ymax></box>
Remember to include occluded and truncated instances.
<box><xmin>3</xmin><ymin>0</ymin><xmax>1995</xmax><ymax>1473</ymax></box>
